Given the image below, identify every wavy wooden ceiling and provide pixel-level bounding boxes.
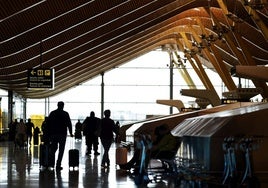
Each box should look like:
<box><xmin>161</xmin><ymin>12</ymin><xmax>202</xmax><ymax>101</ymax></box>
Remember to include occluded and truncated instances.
<box><xmin>0</xmin><ymin>0</ymin><xmax>267</xmax><ymax>99</ymax></box>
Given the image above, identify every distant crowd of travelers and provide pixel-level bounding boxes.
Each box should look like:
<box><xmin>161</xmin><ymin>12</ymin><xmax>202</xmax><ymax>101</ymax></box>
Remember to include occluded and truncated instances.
<box><xmin>7</xmin><ymin>101</ymin><xmax>177</xmax><ymax>173</ymax></box>
<box><xmin>9</xmin><ymin>118</ymin><xmax>40</xmax><ymax>147</ymax></box>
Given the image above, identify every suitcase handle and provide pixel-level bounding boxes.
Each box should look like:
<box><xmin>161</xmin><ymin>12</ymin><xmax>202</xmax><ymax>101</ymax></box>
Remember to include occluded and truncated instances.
<box><xmin>69</xmin><ymin>135</ymin><xmax>75</xmax><ymax>149</ymax></box>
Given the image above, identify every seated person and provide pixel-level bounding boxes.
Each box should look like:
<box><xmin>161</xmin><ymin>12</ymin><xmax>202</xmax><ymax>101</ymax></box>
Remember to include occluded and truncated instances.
<box><xmin>150</xmin><ymin>124</ymin><xmax>178</xmax><ymax>160</ymax></box>
<box><xmin>120</xmin><ymin>124</ymin><xmax>179</xmax><ymax>170</ymax></box>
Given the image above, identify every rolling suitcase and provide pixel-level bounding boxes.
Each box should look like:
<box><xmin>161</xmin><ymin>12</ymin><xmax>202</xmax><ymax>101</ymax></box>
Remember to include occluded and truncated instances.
<box><xmin>69</xmin><ymin>139</ymin><xmax>79</xmax><ymax>170</ymax></box>
<box><xmin>69</xmin><ymin>149</ymin><xmax>79</xmax><ymax>170</ymax></box>
<box><xmin>39</xmin><ymin>144</ymin><xmax>49</xmax><ymax>168</ymax></box>
<box><xmin>116</xmin><ymin>147</ymin><xmax>128</xmax><ymax>165</ymax></box>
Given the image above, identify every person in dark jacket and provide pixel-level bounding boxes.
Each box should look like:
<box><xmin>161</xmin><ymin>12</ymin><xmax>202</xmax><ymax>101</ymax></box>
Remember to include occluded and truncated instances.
<box><xmin>33</xmin><ymin>126</ymin><xmax>41</xmax><ymax>145</ymax></box>
<box><xmin>47</xmin><ymin>101</ymin><xmax>73</xmax><ymax>171</ymax></box>
<box><xmin>82</xmin><ymin>111</ymin><xmax>101</xmax><ymax>156</ymax></box>
<box><xmin>99</xmin><ymin>109</ymin><xmax>117</xmax><ymax>168</ymax></box>
<box><xmin>25</xmin><ymin>118</ymin><xmax>35</xmax><ymax>145</ymax></box>
<box><xmin>74</xmin><ymin>119</ymin><xmax>83</xmax><ymax>141</ymax></box>
<box><xmin>41</xmin><ymin>117</ymin><xmax>49</xmax><ymax>144</ymax></box>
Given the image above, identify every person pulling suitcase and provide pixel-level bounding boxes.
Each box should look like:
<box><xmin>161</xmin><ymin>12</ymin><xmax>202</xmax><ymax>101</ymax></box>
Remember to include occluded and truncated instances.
<box><xmin>46</xmin><ymin>101</ymin><xmax>74</xmax><ymax>171</ymax></box>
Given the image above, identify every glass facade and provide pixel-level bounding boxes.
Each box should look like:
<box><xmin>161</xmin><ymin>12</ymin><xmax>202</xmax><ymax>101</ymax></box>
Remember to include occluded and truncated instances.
<box><xmin>0</xmin><ymin>51</ymin><xmax>262</xmax><ymax>129</ymax></box>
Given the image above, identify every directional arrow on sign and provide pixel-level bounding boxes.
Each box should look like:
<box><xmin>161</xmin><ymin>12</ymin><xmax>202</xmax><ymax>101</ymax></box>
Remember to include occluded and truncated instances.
<box><xmin>31</xmin><ymin>70</ymin><xmax>36</xmax><ymax>75</ymax></box>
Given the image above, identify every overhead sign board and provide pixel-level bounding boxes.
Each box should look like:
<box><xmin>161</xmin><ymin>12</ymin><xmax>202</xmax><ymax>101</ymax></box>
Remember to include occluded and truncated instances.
<box><xmin>27</xmin><ymin>68</ymin><xmax>54</xmax><ymax>89</ymax></box>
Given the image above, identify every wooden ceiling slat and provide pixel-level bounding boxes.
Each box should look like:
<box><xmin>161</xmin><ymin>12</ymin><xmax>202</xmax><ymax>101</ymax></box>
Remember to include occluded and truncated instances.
<box><xmin>0</xmin><ymin>0</ymin><xmax>267</xmax><ymax>98</ymax></box>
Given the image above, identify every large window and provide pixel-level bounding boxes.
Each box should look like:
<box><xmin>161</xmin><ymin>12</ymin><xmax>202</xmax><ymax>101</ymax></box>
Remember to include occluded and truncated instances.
<box><xmin>22</xmin><ymin>51</ymin><xmax>261</xmax><ymax>126</ymax></box>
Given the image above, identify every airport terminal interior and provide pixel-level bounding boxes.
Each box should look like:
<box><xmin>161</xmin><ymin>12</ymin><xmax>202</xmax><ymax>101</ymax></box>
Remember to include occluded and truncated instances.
<box><xmin>1</xmin><ymin>102</ymin><xmax>268</xmax><ymax>188</ymax></box>
<box><xmin>1</xmin><ymin>0</ymin><xmax>268</xmax><ymax>187</ymax></box>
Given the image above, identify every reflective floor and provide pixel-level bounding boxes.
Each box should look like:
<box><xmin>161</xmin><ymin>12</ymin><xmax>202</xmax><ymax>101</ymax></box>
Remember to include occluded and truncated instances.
<box><xmin>2</xmin><ymin>137</ymin><xmax>267</xmax><ymax>188</ymax></box>
<box><xmin>0</xmin><ymin>137</ymin><xmax>179</xmax><ymax>188</ymax></box>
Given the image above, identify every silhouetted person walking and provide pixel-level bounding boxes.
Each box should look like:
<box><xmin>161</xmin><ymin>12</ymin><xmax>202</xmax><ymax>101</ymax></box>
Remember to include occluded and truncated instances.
<box><xmin>100</xmin><ymin>109</ymin><xmax>117</xmax><ymax>168</ymax></box>
<box><xmin>25</xmin><ymin>118</ymin><xmax>35</xmax><ymax>145</ymax></box>
<box><xmin>9</xmin><ymin>119</ymin><xmax>18</xmax><ymax>141</ymax></box>
<box><xmin>82</xmin><ymin>111</ymin><xmax>101</xmax><ymax>155</ymax></box>
<box><xmin>33</xmin><ymin>126</ymin><xmax>41</xmax><ymax>145</ymax></box>
<box><xmin>41</xmin><ymin>117</ymin><xmax>49</xmax><ymax>144</ymax></box>
<box><xmin>47</xmin><ymin>101</ymin><xmax>73</xmax><ymax>171</ymax></box>
<box><xmin>74</xmin><ymin>119</ymin><xmax>83</xmax><ymax>140</ymax></box>
<box><xmin>15</xmin><ymin>119</ymin><xmax>27</xmax><ymax>148</ymax></box>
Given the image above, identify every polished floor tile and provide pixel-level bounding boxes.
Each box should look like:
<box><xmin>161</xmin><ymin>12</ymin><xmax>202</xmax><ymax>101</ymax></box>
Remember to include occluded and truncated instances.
<box><xmin>0</xmin><ymin>137</ymin><xmax>179</xmax><ymax>188</ymax></box>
